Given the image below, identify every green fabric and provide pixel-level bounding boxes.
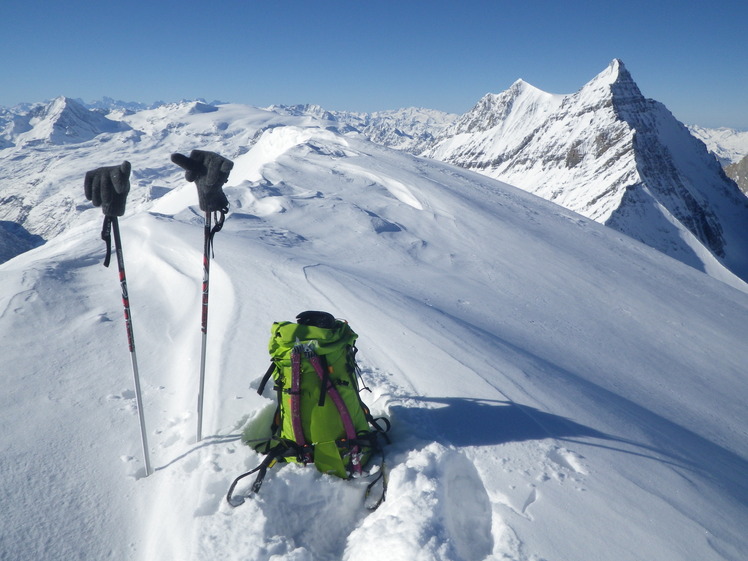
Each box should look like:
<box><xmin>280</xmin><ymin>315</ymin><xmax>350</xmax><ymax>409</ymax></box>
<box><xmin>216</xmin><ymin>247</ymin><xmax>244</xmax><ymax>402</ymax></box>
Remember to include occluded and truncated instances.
<box><xmin>268</xmin><ymin>320</ymin><xmax>371</xmax><ymax>477</ymax></box>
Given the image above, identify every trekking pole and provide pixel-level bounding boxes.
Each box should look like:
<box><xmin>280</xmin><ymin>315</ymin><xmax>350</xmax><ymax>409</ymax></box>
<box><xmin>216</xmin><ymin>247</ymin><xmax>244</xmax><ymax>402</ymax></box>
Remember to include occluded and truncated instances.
<box><xmin>85</xmin><ymin>161</ymin><xmax>152</xmax><ymax>476</ymax></box>
<box><xmin>110</xmin><ymin>216</ymin><xmax>153</xmax><ymax>476</ymax></box>
<box><xmin>171</xmin><ymin>151</ymin><xmax>233</xmax><ymax>442</ymax></box>
<box><xmin>196</xmin><ymin>210</ymin><xmax>212</xmax><ymax>442</ymax></box>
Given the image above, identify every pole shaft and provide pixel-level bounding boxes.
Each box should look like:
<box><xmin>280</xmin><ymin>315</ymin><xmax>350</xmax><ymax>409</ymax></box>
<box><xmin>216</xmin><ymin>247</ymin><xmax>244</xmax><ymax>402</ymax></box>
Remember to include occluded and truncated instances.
<box><xmin>112</xmin><ymin>217</ymin><xmax>152</xmax><ymax>476</ymax></box>
<box><xmin>197</xmin><ymin>212</ymin><xmax>212</xmax><ymax>442</ymax></box>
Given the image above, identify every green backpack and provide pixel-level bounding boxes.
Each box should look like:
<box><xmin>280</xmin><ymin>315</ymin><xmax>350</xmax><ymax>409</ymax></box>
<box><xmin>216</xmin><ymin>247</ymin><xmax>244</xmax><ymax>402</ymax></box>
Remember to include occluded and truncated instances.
<box><xmin>227</xmin><ymin>311</ymin><xmax>390</xmax><ymax>508</ymax></box>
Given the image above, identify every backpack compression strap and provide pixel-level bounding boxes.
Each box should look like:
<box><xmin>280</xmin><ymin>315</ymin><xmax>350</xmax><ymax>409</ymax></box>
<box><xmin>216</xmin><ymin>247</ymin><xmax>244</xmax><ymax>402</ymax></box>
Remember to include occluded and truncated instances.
<box><xmin>305</xmin><ymin>347</ymin><xmax>363</xmax><ymax>475</ymax></box>
<box><xmin>290</xmin><ymin>346</ymin><xmax>312</xmax><ymax>464</ymax></box>
<box><xmin>226</xmin><ymin>443</ymin><xmax>298</xmax><ymax>507</ymax></box>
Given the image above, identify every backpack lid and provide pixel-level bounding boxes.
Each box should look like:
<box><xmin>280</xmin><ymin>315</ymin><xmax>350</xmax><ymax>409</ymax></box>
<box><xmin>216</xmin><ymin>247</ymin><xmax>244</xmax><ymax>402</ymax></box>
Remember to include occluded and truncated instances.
<box><xmin>296</xmin><ymin>310</ymin><xmax>336</xmax><ymax>329</ymax></box>
<box><xmin>269</xmin><ymin>315</ymin><xmax>357</xmax><ymax>359</ymax></box>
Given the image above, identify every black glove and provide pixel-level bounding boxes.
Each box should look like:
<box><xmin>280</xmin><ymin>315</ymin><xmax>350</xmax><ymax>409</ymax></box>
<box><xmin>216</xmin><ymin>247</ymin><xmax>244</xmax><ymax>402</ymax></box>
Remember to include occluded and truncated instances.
<box><xmin>84</xmin><ymin>161</ymin><xmax>131</xmax><ymax>217</ymax></box>
<box><xmin>171</xmin><ymin>150</ymin><xmax>233</xmax><ymax>212</ymax></box>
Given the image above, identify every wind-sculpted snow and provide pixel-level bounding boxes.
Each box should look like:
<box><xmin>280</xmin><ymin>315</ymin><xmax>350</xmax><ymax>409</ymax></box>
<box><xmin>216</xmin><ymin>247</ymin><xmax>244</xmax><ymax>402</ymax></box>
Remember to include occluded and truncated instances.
<box><xmin>2</xmin><ymin>110</ymin><xmax>748</xmax><ymax>561</ymax></box>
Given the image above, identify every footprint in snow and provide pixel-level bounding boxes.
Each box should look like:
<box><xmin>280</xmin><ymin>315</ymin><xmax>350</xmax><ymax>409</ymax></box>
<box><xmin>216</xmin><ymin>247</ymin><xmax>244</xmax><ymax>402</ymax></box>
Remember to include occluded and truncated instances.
<box><xmin>345</xmin><ymin>444</ymin><xmax>494</xmax><ymax>561</ymax></box>
<box><xmin>521</xmin><ymin>486</ymin><xmax>538</xmax><ymax>516</ymax></box>
<box><xmin>107</xmin><ymin>389</ymin><xmax>136</xmax><ymax>400</ymax></box>
<box><xmin>547</xmin><ymin>446</ymin><xmax>588</xmax><ymax>475</ymax></box>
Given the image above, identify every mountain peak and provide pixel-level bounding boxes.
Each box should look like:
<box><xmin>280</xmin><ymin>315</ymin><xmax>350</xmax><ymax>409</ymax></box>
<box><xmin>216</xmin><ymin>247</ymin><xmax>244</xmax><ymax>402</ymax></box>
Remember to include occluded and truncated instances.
<box><xmin>422</xmin><ymin>60</ymin><xmax>748</xmax><ymax>287</ymax></box>
<box><xmin>570</xmin><ymin>58</ymin><xmax>645</xmax><ymax>113</ymax></box>
<box><xmin>508</xmin><ymin>78</ymin><xmax>533</xmax><ymax>92</ymax></box>
<box><xmin>15</xmin><ymin>96</ymin><xmax>130</xmax><ymax>145</ymax></box>
<box><xmin>593</xmin><ymin>59</ymin><xmax>632</xmax><ymax>84</ymax></box>
<box><xmin>447</xmin><ymin>78</ymin><xmax>564</xmax><ymax>136</ymax></box>
<box><xmin>580</xmin><ymin>59</ymin><xmax>639</xmax><ymax>92</ymax></box>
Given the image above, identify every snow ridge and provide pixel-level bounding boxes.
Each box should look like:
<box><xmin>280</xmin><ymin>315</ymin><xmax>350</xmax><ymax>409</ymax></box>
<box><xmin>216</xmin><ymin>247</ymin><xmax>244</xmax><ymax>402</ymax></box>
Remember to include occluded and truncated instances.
<box><xmin>1</xmin><ymin>101</ymin><xmax>748</xmax><ymax>561</ymax></box>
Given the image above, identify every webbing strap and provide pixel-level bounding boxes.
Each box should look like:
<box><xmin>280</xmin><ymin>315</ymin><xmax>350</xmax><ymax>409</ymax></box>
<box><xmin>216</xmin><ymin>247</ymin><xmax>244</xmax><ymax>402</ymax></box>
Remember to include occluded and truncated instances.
<box><xmin>307</xmin><ymin>351</ymin><xmax>362</xmax><ymax>475</ymax></box>
<box><xmin>307</xmin><ymin>353</ymin><xmax>358</xmax><ymax>441</ymax></box>
<box><xmin>364</xmin><ymin>448</ymin><xmax>388</xmax><ymax>511</ymax></box>
<box><xmin>226</xmin><ymin>455</ymin><xmax>272</xmax><ymax>507</ymax></box>
<box><xmin>226</xmin><ymin>444</ymin><xmax>291</xmax><ymax>507</ymax></box>
<box><xmin>317</xmin><ymin>354</ymin><xmax>331</xmax><ymax>407</ymax></box>
<box><xmin>206</xmin><ymin>208</ymin><xmax>227</xmax><ymax>258</ymax></box>
<box><xmin>100</xmin><ymin>216</ymin><xmax>113</xmax><ymax>268</ymax></box>
<box><xmin>290</xmin><ymin>348</ymin><xmax>310</xmax><ymax>460</ymax></box>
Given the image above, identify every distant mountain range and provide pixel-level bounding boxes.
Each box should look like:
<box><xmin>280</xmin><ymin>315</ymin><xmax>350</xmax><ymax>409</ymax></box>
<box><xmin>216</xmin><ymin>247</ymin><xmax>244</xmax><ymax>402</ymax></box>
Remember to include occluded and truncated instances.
<box><xmin>1</xmin><ymin>61</ymin><xmax>747</xmax><ymax>288</ymax></box>
<box><xmin>687</xmin><ymin>126</ymin><xmax>748</xmax><ymax>195</ymax></box>
<box><xmin>687</xmin><ymin>125</ymin><xmax>748</xmax><ymax>165</ymax></box>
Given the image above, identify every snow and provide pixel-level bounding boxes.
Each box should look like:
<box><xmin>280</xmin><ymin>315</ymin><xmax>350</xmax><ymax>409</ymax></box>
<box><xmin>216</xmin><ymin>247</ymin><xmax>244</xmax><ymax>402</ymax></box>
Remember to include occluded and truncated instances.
<box><xmin>2</xmin><ymin>108</ymin><xmax>748</xmax><ymax>561</ymax></box>
<box><xmin>688</xmin><ymin>125</ymin><xmax>748</xmax><ymax>165</ymax></box>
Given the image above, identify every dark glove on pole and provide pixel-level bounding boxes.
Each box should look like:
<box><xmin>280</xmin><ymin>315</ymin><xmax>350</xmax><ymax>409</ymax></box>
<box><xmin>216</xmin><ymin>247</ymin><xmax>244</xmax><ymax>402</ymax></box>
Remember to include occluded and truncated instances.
<box><xmin>84</xmin><ymin>161</ymin><xmax>131</xmax><ymax>217</ymax></box>
<box><xmin>171</xmin><ymin>150</ymin><xmax>233</xmax><ymax>212</ymax></box>
<box><xmin>84</xmin><ymin>161</ymin><xmax>132</xmax><ymax>266</ymax></box>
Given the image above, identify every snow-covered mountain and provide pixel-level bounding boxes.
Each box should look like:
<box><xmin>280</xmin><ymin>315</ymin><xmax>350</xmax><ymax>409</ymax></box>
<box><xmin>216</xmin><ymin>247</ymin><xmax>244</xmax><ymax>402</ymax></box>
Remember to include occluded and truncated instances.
<box><xmin>271</xmin><ymin>104</ymin><xmax>458</xmax><ymax>153</ymax></box>
<box><xmin>5</xmin><ymin>96</ymin><xmax>130</xmax><ymax>146</ymax></box>
<box><xmin>7</xmin><ymin>76</ymin><xmax>746</xmax><ymax>287</ymax></box>
<box><xmin>0</xmin><ymin>98</ymin><xmax>456</xmax><ymax>263</ymax></box>
<box><xmin>420</xmin><ymin>59</ymin><xmax>748</xmax><ymax>287</ymax></box>
<box><xmin>2</xmin><ymin>107</ymin><xmax>747</xmax><ymax>561</ymax></box>
<box><xmin>688</xmin><ymin>125</ymin><xmax>748</xmax><ymax>165</ymax></box>
<box><xmin>687</xmin><ymin>126</ymin><xmax>748</xmax><ymax>193</ymax></box>
<box><xmin>0</xmin><ymin>99</ymin><xmax>280</xmax><ymax>252</ymax></box>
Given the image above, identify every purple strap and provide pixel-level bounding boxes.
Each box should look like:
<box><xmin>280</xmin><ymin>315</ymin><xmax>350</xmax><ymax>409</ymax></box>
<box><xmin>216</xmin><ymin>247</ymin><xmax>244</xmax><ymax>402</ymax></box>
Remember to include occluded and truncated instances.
<box><xmin>290</xmin><ymin>348</ymin><xmax>310</xmax><ymax>463</ymax></box>
<box><xmin>307</xmin><ymin>351</ymin><xmax>363</xmax><ymax>475</ymax></box>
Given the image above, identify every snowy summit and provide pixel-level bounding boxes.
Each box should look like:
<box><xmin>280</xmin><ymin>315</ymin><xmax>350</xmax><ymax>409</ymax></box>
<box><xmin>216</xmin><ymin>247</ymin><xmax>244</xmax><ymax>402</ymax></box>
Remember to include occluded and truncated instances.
<box><xmin>1</xmin><ymin>61</ymin><xmax>748</xmax><ymax>561</ymax></box>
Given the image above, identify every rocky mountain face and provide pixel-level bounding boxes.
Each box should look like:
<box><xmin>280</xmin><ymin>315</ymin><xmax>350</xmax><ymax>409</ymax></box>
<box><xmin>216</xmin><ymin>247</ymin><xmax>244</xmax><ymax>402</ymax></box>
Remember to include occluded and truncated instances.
<box><xmin>419</xmin><ymin>60</ymin><xmax>748</xmax><ymax>286</ymax></box>
<box><xmin>726</xmin><ymin>155</ymin><xmax>748</xmax><ymax>194</ymax></box>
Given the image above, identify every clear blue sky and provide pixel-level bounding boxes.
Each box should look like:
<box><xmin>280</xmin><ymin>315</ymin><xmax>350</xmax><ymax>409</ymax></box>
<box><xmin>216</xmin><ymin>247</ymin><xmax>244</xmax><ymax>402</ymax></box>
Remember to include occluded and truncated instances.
<box><xmin>2</xmin><ymin>0</ymin><xmax>747</xmax><ymax>128</ymax></box>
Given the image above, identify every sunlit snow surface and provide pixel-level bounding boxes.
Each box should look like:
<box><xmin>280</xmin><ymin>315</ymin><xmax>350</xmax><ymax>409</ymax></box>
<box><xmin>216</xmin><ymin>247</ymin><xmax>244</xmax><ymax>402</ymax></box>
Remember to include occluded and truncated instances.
<box><xmin>2</xmin><ymin>106</ymin><xmax>748</xmax><ymax>561</ymax></box>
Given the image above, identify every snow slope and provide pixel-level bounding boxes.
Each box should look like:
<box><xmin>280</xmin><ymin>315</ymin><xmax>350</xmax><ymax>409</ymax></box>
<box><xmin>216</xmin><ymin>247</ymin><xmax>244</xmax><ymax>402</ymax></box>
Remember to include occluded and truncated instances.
<box><xmin>2</xmin><ymin>121</ymin><xmax>748</xmax><ymax>561</ymax></box>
